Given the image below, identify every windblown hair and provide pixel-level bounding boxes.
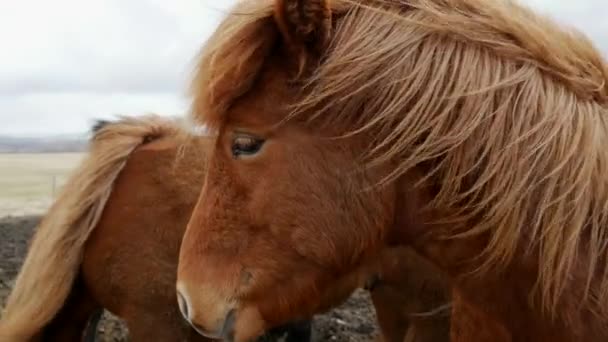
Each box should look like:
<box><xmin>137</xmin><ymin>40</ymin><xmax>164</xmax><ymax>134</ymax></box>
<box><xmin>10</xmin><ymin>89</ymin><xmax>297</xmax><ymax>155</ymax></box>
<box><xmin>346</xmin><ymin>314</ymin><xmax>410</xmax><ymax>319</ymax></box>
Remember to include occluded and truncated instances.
<box><xmin>0</xmin><ymin>114</ymin><xmax>181</xmax><ymax>340</ymax></box>
<box><xmin>190</xmin><ymin>0</ymin><xmax>608</xmax><ymax>318</ymax></box>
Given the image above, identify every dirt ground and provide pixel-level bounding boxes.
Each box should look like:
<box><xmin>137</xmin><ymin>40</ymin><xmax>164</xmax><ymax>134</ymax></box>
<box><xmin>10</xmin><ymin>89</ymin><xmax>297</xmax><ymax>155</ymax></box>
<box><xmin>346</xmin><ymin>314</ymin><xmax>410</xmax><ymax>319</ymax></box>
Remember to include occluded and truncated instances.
<box><xmin>0</xmin><ymin>215</ymin><xmax>379</xmax><ymax>341</ymax></box>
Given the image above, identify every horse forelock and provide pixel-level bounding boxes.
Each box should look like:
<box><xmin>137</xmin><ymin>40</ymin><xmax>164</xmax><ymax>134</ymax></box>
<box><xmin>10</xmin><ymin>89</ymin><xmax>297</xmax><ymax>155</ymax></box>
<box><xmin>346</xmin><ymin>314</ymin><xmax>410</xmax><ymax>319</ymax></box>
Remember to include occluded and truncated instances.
<box><xmin>188</xmin><ymin>0</ymin><xmax>276</xmax><ymax>133</ymax></box>
<box><xmin>189</xmin><ymin>0</ymin><xmax>608</xmax><ymax>318</ymax></box>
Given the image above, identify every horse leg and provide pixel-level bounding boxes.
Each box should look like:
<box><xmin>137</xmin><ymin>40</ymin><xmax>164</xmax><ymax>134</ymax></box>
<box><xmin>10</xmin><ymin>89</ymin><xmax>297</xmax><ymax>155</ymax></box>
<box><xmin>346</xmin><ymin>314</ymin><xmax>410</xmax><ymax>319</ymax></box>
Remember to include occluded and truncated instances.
<box><xmin>449</xmin><ymin>288</ymin><xmax>511</xmax><ymax>342</ymax></box>
<box><xmin>40</xmin><ymin>273</ymin><xmax>102</xmax><ymax>341</ymax></box>
<box><xmin>369</xmin><ymin>284</ymin><xmax>410</xmax><ymax>342</ymax></box>
<box><xmin>368</xmin><ymin>246</ymin><xmax>450</xmax><ymax>342</ymax></box>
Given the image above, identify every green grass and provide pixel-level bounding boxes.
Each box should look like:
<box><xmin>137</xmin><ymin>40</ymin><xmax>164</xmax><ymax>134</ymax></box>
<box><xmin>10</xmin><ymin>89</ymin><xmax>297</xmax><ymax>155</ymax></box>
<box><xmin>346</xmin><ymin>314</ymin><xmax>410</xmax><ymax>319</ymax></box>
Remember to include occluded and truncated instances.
<box><xmin>0</xmin><ymin>153</ymin><xmax>84</xmax><ymax>216</ymax></box>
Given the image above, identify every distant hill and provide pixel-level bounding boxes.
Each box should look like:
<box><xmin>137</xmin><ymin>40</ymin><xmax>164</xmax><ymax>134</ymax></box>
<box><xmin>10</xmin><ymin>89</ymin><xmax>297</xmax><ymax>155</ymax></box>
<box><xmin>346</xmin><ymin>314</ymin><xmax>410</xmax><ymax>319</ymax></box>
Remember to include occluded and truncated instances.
<box><xmin>0</xmin><ymin>134</ymin><xmax>88</xmax><ymax>153</ymax></box>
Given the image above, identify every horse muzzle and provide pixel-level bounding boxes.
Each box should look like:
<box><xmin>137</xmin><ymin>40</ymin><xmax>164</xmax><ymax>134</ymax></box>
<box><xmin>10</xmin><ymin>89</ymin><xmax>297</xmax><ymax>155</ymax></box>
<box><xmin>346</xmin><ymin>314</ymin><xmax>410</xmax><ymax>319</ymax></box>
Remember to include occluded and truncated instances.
<box><xmin>176</xmin><ymin>282</ymin><xmax>237</xmax><ymax>340</ymax></box>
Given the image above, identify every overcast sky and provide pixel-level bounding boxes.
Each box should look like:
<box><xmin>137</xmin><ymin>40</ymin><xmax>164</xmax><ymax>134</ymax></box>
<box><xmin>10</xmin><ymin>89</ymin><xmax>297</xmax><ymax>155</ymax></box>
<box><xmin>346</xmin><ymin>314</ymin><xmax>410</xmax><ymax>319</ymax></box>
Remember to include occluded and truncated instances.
<box><xmin>0</xmin><ymin>0</ymin><xmax>606</xmax><ymax>137</ymax></box>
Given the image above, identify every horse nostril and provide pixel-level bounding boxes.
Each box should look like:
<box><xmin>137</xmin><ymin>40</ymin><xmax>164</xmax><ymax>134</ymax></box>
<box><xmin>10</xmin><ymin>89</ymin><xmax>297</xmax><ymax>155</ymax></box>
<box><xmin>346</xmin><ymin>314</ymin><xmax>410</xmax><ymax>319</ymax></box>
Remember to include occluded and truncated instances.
<box><xmin>177</xmin><ymin>291</ymin><xmax>189</xmax><ymax>321</ymax></box>
<box><xmin>188</xmin><ymin>314</ymin><xmax>236</xmax><ymax>340</ymax></box>
<box><xmin>222</xmin><ymin>309</ymin><xmax>236</xmax><ymax>340</ymax></box>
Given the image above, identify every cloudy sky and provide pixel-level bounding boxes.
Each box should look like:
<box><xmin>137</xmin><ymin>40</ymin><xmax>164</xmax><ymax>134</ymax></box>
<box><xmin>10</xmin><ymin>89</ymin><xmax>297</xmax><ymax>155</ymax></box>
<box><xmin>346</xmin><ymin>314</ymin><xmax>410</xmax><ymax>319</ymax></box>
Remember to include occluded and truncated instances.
<box><xmin>0</xmin><ymin>0</ymin><xmax>606</xmax><ymax>137</ymax></box>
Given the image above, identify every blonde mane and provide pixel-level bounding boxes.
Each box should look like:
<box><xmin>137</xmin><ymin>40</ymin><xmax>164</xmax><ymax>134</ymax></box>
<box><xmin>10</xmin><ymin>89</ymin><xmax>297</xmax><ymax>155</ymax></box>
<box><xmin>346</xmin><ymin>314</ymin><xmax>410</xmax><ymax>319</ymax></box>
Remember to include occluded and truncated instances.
<box><xmin>190</xmin><ymin>0</ymin><xmax>608</xmax><ymax>317</ymax></box>
<box><xmin>0</xmin><ymin>114</ymin><xmax>183</xmax><ymax>340</ymax></box>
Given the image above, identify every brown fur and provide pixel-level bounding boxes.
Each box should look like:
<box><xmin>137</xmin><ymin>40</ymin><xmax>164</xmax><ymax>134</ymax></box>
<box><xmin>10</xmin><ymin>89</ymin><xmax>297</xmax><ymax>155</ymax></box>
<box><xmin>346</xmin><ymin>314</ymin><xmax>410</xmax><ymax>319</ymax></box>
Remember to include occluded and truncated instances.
<box><xmin>448</xmin><ymin>288</ymin><xmax>511</xmax><ymax>342</ymax></box>
<box><xmin>177</xmin><ymin>0</ymin><xmax>608</xmax><ymax>341</ymax></box>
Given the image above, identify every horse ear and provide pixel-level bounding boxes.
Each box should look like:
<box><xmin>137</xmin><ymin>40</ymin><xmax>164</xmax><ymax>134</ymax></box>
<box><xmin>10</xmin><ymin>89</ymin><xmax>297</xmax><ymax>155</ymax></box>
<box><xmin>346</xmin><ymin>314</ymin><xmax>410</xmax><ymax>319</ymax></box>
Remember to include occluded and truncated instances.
<box><xmin>274</xmin><ymin>0</ymin><xmax>332</xmax><ymax>75</ymax></box>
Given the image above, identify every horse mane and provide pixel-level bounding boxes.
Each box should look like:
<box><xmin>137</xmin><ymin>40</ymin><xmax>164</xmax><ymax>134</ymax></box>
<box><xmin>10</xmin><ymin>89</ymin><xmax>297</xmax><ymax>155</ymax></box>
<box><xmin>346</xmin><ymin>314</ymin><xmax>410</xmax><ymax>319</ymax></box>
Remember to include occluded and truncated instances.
<box><xmin>190</xmin><ymin>0</ymin><xmax>608</xmax><ymax>317</ymax></box>
<box><xmin>91</xmin><ymin>119</ymin><xmax>112</xmax><ymax>134</ymax></box>
<box><xmin>0</xmin><ymin>114</ymin><xmax>183</xmax><ymax>340</ymax></box>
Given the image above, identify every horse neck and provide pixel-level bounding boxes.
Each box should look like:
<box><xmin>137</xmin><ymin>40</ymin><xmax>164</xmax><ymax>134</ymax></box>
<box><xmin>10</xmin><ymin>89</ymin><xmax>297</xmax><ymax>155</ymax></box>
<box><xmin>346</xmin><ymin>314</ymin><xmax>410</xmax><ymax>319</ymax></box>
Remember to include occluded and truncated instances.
<box><xmin>389</xmin><ymin>170</ymin><xmax>608</xmax><ymax>340</ymax></box>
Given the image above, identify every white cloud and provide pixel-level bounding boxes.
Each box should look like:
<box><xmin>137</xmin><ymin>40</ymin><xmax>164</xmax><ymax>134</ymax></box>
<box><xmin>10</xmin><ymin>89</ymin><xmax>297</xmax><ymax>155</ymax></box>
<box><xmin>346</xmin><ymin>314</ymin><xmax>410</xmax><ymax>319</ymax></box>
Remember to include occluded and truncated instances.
<box><xmin>0</xmin><ymin>0</ymin><xmax>605</xmax><ymax>136</ymax></box>
<box><xmin>0</xmin><ymin>0</ymin><xmax>235</xmax><ymax>135</ymax></box>
<box><xmin>0</xmin><ymin>92</ymin><xmax>187</xmax><ymax>136</ymax></box>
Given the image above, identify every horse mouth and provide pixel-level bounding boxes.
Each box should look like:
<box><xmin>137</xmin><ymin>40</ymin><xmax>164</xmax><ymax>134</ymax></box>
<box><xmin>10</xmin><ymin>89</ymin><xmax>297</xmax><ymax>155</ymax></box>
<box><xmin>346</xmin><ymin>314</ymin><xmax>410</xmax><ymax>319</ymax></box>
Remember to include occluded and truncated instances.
<box><xmin>190</xmin><ymin>309</ymin><xmax>236</xmax><ymax>341</ymax></box>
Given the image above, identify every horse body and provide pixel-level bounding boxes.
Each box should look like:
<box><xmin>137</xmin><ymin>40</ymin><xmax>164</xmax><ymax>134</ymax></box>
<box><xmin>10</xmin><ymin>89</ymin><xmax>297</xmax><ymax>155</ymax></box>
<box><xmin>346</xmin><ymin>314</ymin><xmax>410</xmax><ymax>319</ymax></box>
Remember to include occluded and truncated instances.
<box><xmin>80</xmin><ymin>123</ymin><xmax>210</xmax><ymax>341</ymax></box>
<box><xmin>0</xmin><ymin>115</ymin><xmax>180</xmax><ymax>341</ymax></box>
<box><xmin>176</xmin><ymin>0</ymin><xmax>608</xmax><ymax>341</ymax></box>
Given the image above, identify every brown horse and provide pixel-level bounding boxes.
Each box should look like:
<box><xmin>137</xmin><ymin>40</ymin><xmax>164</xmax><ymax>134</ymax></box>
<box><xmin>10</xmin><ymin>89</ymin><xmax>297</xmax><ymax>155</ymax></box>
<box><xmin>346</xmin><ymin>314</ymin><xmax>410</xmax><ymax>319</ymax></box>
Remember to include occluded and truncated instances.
<box><xmin>0</xmin><ymin>115</ymin><xmax>311</xmax><ymax>341</ymax></box>
<box><xmin>175</xmin><ymin>0</ymin><xmax>608</xmax><ymax>341</ymax></box>
<box><xmin>0</xmin><ymin>114</ymin><xmax>450</xmax><ymax>342</ymax></box>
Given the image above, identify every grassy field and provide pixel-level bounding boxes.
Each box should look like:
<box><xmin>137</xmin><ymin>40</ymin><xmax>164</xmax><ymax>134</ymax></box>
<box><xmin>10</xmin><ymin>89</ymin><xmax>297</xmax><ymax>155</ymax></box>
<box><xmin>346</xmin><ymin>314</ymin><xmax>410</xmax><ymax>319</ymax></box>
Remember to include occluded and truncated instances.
<box><xmin>0</xmin><ymin>153</ymin><xmax>84</xmax><ymax>216</ymax></box>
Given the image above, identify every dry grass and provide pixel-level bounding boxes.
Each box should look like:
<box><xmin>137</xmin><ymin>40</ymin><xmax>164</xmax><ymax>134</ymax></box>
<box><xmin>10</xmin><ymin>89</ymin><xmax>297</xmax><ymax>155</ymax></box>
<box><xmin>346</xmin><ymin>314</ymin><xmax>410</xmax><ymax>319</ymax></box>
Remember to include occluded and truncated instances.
<box><xmin>0</xmin><ymin>153</ymin><xmax>84</xmax><ymax>217</ymax></box>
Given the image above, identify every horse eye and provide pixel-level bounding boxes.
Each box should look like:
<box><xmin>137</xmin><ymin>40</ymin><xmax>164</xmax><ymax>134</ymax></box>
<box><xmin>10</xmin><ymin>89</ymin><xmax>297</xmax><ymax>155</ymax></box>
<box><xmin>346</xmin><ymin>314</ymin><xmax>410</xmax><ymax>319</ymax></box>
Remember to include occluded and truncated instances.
<box><xmin>231</xmin><ymin>135</ymin><xmax>265</xmax><ymax>158</ymax></box>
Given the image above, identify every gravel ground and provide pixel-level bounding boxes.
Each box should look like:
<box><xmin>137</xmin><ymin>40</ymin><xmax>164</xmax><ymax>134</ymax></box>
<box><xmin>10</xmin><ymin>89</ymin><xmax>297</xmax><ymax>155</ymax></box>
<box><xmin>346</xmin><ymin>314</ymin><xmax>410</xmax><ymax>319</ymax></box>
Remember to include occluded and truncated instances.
<box><xmin>0</xmin><ymin>215</ymin><xmax>378</xmax><ymax>341</ymax></box>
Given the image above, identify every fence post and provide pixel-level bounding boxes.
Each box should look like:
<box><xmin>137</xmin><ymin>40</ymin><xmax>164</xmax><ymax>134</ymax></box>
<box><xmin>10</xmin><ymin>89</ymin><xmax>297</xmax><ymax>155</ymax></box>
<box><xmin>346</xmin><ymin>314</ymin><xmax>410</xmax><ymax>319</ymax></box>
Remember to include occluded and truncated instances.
<box><xmin>52</xmin><ymin>175</ymin><xmax>57</xmax><ymax>197</ymax></box>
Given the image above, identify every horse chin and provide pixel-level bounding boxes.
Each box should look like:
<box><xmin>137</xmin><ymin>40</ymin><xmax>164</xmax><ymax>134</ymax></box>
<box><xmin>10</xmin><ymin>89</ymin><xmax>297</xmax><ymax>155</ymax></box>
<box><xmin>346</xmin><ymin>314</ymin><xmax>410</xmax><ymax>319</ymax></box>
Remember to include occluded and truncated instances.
<box><xmin>231</xmin><ymin>305</ymin><xmax>267</xmax><ymax>342</ymax></box>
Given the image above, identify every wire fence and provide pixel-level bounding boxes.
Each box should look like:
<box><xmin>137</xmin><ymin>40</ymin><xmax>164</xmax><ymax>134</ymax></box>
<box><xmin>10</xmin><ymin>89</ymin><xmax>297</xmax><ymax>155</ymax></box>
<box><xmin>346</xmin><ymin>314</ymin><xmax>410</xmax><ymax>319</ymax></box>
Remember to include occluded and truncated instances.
<box><xmin>0</xmin><ymin>175</ymin><xmax>69</xmax><ymax>217</ymax></box>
